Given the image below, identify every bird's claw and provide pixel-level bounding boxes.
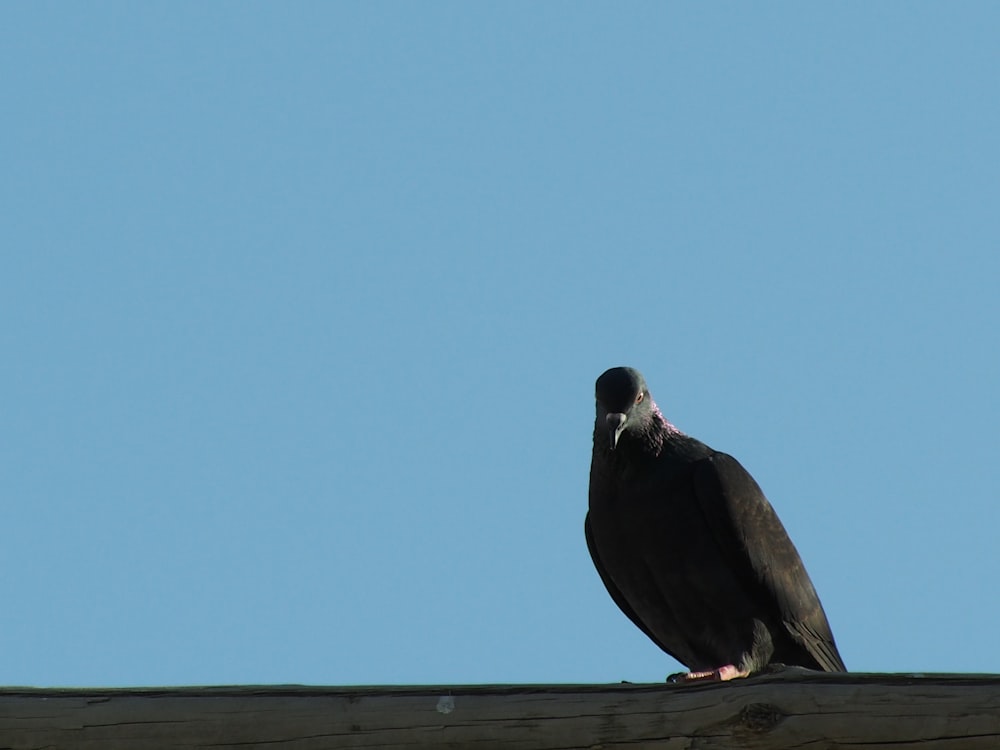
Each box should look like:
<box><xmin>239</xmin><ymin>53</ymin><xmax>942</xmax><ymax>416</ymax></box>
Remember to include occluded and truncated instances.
<box><xmin>668</xmin><ymin>664</ymin><xmax>749</xmax><ymax>683</ymax></box>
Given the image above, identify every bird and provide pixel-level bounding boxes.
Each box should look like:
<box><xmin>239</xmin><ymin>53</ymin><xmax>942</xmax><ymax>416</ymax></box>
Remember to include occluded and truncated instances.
<box><xmin>585</xmin><ymin>366</ymin><xmax>845</xmax><ymax>681</ymax></box>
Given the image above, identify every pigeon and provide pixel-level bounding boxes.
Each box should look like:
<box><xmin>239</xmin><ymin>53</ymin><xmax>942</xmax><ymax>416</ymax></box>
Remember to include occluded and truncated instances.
<box><xmin>585</xmin><ymin>366</ymin><xmax>845</xmax><ymax>681</ymax></box>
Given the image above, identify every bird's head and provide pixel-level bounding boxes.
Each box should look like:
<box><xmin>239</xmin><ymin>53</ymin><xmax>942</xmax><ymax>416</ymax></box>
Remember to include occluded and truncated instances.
<box><xmin>595</xmin><ymin>366</ymin><xmax>655</xmax><ymax>450</ymax></box>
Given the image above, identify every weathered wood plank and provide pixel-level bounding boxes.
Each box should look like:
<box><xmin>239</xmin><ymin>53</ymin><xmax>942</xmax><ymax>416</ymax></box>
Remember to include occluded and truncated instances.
<box><xmin>0</xmin><ymin>672</ymin><xmax>998</xmax><ymax>749</ymax></box>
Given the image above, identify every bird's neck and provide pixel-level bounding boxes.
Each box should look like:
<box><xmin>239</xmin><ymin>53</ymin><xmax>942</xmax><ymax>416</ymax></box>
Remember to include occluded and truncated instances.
<box><xmin>651</xmin><ymin>403</ymin><xmax>681</xmax><ymax>438</ymax></box>
<box><xmin>598</xmin><ymin>405</ymin><xmax>682</xmax><ymax>463</ymax></box>
<box><xmin>637</xmin><ymin>406</ymin><xmax>681</xmax><ymax>455</ymax></box>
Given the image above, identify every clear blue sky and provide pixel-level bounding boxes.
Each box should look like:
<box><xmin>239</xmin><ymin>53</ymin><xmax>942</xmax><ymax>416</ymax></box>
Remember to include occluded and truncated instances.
<box><xmin>3</xmin><ymin>3</ymin><xmax>998</xmax><ymax>687</ymax></box>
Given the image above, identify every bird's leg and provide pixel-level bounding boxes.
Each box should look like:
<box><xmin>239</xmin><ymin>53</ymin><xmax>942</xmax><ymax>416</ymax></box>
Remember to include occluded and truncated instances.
<box><xmin>673</xmin><ymin>664</ymin><xmax>750</xmax><ymax>682</ymax></box>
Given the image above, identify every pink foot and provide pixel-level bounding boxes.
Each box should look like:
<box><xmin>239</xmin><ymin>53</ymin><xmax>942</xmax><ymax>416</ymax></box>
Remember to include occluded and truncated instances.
<box><xmin>674</xmin><ymin>664</ymin><xmax>749</xmax><ymax>682</ymax></box>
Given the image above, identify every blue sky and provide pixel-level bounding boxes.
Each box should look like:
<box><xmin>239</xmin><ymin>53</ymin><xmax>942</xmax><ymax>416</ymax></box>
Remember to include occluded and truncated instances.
<box><xmin>3</xmin><ymin>3</ymin><xmax>998</xmax><ymax>687</ymax></box>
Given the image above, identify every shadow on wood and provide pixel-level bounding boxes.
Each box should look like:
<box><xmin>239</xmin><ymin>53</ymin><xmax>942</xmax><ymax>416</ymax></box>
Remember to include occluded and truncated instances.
<box><xmin>1</xmin><ymin>671</ymin><xmax>999</xmax><ymax>749</ymax></box>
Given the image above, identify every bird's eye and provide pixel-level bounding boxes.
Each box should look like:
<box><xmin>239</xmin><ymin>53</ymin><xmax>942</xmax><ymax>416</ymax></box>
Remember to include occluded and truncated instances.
<box><xmin>635</xmin><ymin>392</ymin><xmax>644</xmax><ymax>404</ymax></box>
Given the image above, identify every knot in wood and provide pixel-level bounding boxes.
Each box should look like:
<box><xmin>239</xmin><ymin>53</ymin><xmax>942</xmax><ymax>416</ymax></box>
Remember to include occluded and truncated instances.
<box><xmin>738</xmin><ymin>702</ymin><xmax>784</xmax><ymax>733</ymax></box>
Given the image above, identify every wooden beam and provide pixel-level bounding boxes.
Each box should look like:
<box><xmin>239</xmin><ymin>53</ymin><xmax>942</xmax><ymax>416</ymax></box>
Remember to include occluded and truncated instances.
<box><xmin>1</xmin><ymin>672</ymin><xmax>998</xmax><ymax>749</ymax></box>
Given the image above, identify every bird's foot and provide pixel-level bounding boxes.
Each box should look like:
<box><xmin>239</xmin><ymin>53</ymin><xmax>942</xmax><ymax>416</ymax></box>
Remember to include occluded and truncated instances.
<box><xmin>669</xmin><ymin>664</ymin><xmax>749</xmax><ymax>683</ymax></box>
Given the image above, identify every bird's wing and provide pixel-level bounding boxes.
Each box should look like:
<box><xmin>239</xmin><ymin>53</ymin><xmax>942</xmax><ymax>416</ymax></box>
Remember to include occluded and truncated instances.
<box><xmin>691</xmin><ymin>453</ymin><xmax>846</xmax><ymax>672</ymax></box>
<box><xmin>584</xmin><ymin>512</ymin><xmax>678</xmax><ymax>659</ymax></box>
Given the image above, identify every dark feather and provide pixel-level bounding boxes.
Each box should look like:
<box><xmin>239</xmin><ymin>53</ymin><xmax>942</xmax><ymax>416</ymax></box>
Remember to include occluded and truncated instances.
<box><xmin>691</xmin><ymin>453</ymin><xmax>846</xmax><ymax>672</ymax></box>
<box><xmin>585</xmin><ymin>513</ymin><xmax>678</xmax><ymax>659</ymax></box>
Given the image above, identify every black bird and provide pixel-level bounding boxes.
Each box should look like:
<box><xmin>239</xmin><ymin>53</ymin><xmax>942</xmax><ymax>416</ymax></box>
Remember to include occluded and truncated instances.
<box><xmin>586</xmin><ymin>366</ymin><xmax>845</xmax><ymax>681</ymax></box>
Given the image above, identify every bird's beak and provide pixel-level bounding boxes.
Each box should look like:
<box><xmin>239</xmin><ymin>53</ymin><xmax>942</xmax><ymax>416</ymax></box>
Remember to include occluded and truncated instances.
<box><xmin>607</xmin><ymin>412</ymin><xmax>627</xmax><ymax>450</ymax></box>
